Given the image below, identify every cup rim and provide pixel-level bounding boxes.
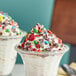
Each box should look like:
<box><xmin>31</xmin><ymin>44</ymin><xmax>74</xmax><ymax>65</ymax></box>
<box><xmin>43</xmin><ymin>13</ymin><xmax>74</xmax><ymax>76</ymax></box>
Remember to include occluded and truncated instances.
<box><xmin>0</xmin><ymin>30</ymin><xmax>26</xmax><ymax>40</ymax></box>
<box><xmin>15</xmin><ymin>44</ymin><xmax>69</xmax><ymax>56</ymax></box>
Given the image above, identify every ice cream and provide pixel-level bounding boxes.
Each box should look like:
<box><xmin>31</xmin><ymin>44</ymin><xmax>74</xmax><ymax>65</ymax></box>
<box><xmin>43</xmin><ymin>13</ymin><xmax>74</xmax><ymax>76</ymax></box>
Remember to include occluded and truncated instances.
<box><xmin>0</xmin><ymin>11</ymin><xmax>23</xmax><ymax>36</ymax></box>
<box><xmin>0</xmin><ymin>11</ymin><xmax>25</xmax><ymax>75</ymax></box>
<box><xmin>16</xmin><ymin>23</ymin><xmax>69</xmax><ymax>76</ymax></box>
<box><xmin>18</xmin><ymin>23</ymin><xmax>63</xmax><ymax>53</ymax></box>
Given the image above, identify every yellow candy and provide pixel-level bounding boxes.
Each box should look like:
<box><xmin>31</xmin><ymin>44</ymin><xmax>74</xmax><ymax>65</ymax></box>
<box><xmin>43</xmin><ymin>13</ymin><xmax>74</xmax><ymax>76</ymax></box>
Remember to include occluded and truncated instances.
<box><xmin>0</xmin><ymin>16</ymin><xmax>3</xmax><ymax>22</ymax></box>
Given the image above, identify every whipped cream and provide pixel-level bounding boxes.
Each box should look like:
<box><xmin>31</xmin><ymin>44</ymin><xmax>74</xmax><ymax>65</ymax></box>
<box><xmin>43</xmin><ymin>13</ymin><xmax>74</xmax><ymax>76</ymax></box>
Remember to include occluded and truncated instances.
<box><xmin>18</xmin><ymin>23</ymin><xmax>63</xmax><ymax>52</ymax></box>
<box><xmin>0</xmin><ymin>11</ymin><xmax>22</xmax><ymax>36</ymax></box>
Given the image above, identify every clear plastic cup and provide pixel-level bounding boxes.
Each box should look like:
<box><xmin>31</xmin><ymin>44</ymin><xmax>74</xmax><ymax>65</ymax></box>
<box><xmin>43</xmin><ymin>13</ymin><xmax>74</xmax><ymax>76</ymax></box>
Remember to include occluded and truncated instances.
<box><xmin>0</xmin><ymin>33</ymin><xmax>25</xmax><ymax>75</ymax></box>
<box><xmin>16</xmin><ymin>44</ymin><xmax>69</xmax><ymax>76</ymax></box>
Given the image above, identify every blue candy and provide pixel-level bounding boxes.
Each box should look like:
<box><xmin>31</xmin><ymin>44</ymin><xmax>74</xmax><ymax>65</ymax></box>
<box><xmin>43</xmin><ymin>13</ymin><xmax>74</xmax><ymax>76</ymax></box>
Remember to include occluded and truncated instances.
<box><xmin>11</xmin><ymin>26</ymin><xmax>15</xmax><ymax>29</ymax></box>
<box><xmin>44</xmin><ymin>32</ymin><xmax>47</xmax><ymax>34</ymax></box>
<box><xmin>3</xmin><ymin>13</ymin><xmax>7</xmax><ymax>16</ymax></box>
<box><xmin>43</xmin><ymin>40</ymin><xmax>49</xmax><ymax>44</ymax></box>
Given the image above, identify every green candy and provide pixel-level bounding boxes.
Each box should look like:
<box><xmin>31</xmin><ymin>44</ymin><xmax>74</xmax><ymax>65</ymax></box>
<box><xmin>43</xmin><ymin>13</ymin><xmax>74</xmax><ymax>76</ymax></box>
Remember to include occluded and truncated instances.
<box><xmin>42</xmin><ymin>50</ymin><xmax>46</xmax><ymax>52</ymax></box>
<box><xmin>3</xmin><ymin>16</ymin><xmax>5</xmax><ymax>19</ymax></box>
<box><xmin>60</xmin><ymin>44</ymin><xmax>62</xmax><ymax>48</ymax></box>
<box><xmin>34</xmin><ymin>40</ymin><xmax>38</xmax><ymax>44</ymax></box>
<box><xmin>5</xmin><ymin>29</ymin><xmax>10</xmax><ymax>33</ymax></box>
<box><xmin>34</xmin><ymin>28</ymin><xmax>38</xmax><ymax>33</ymax></box>
<box><xmin>49</xmin><ymin>41</ymin><xmax>52</xmax><ymax>45</ymax></box>
<box><xmin>40</xmin><ymin>44</ymin><xmax>43</xmax><ymax>48</ymax></box>
<box><xmin>41</xmin><ymin>27</ymin><xmax>44</xmax><ymax>30</ymax></box>
<box><xmin>16</xmin><ymin>32</ymin><xmax>19</xmax><ymax>35</ymax></box>
<box><xmin>49</xmin><ymin>42</ymin><xmax>51</xmax><ymax>44</ymax></box>
<box><xmin>24</xmin><ymin>36</ymin><xmax>26</xmax><ymax>41</ymax></box>
<box><xmin>20</xmin><ymin>32</ymin><xmax>22</xmax><ymax>35</ymax></box>
<box><xmin>28</xmin><ymin>32</ymin><xmax>31</xmax><ymax>34</ymax></box>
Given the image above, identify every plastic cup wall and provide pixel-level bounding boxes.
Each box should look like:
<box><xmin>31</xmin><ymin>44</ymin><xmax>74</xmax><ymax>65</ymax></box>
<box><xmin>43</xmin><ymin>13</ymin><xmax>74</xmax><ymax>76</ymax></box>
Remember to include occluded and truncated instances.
<box><xmin>0</xmin><ymin>38</ymin><xmax>21</xmax><ymax>75</ymax></box>
<box><xmin>18</xmin><ymin>45</ymin><xmax>69</xmax><ymax>76</ymax></box>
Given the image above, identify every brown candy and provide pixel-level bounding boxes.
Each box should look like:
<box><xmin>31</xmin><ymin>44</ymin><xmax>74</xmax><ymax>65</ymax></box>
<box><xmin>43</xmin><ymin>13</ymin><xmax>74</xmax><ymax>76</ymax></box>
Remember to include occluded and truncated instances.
<box><xmin>26</xmin><ymin>42</ymin><xmax>31</xmax><ymax>48</ymax></box>
<box><xmin>55</xmin><ymin>44</ymin><xmax>59</xmax><ymax>48</ymax></box>
<box><xmin>39</xmin><ymin>34</ymin><xmax>43</xmax><ymax>36</ymax></box>
<box><xmin>39</xmin><ymin>39</ymin><xmax>43</xmax><ymax>43</ymax></box>
<box><xmin>45</xmin><ymin>48</ymin><xmax>51</xmax><ymax>51</ymax></box>
<box><xmin>12</xmin><ymin>29</ymin><xmax>16</xmax><ymax>33</ymax></box>
<box><xmin>0</xmin><ymin>32</ymin><xmax>2</xmax><ymax>35</ymax></box>
<box><xmin>43</xmin><ymin>34</ymin><xmax>47</xmax><ymax>40</ymax></box>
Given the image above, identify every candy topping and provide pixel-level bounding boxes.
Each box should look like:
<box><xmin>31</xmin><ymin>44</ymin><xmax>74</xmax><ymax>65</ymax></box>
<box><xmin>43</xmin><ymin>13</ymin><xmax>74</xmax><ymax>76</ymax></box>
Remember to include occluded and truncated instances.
<box><xmin>48</xmin><ymin>30</ymin><xmax>52</xmax><ymax>34</ymax></box>
<box><xmin>34</xmin><ymin>28</ymin><xmax>38</xmax><ymax>33</ymax></box>
<box><xmin>28</xmin><ymin>34</ymin><xmax>35</xmax><ymax>41</ymax></box>
<box><xmin>0</xmin><ymin>25</ymin><xmax>2</xmax><ymax>27</ymax></box>
<box><xmin>6</xmin><ymin>29</ymin><xmax>10</xmax><ymax>33</ymax></box>
<box><xmin>18</xmin><ymin>23</ymin><xmax>63</xmax><ymax>52</ymax></box>
<box><xmin>33</xmin><ymin>48</ymin><xmax>36</xmax><ymax>51</ymax></box>
<box><xmin>0</xmin><ymin>11</ymin><xmax>23</xmax><ymax>36</ymax></box>
<box><xmin>34</xmin><ymin>40</ymin><xmax>38</xmax><ymax>44</ymax></box>
<box><xmin>35</xmin><ymin>44</ymin><xmax>40</xmax><ymax>48</ymax></box>
<box><xmin>0</xmin><ymin>16</ymin><xmax>3</xmax><ymax>22</ymax></box>
<box><xmin>38</xmin><ymin>49</ymin><xmax>42</xmax><ymax>52</ymax></box>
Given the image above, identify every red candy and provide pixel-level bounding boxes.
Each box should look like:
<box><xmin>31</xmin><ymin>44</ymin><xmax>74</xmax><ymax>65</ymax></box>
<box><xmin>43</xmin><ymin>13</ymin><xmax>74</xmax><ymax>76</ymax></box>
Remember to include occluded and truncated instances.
<box><xmin>33</xmin><ymin>48</ymin><xmax>36</xmax><ymax>51</ymax></box>
<box><xmin>38</xmin><ymin>29</ymin><xmax>42</xmax><ymax>32</ymax></box>
<box><xmin>31</xmin><ymin>30</ymin><xmax>34</xmax><ymax>33</ymax></box>
<box><xmin>48</xmin><ymin>30</ymin><xmax>52</xmax><ymax>34</ymax></box>
<box><xmin>21</xmin><ymin>43</ymin><xmax>24</xmax><ymax>48</ymax></box>
<box><xmin>17</xmin><ymin>45</ymin><xmax>21</xmax><ymax>49</ymax></box>
<box><xmin>58</xmin><ymin>39</ymin><xmax>62</xmax><ymax>44</ymax></box>
<box><xmin>53</xmin><ymin>42</ymin><xmax>55</xmax><ymax>46</ymax></box>
<box><xmin>28</xmin><ymin>34</ymin><xmax>35</xmax><ymax>41</ymax></box>
<box><xmin>59</xmin><ymin>49</ymin><xmax>61</xmax><ymax>51</ymax></box>
<box><xmin>38</xmin><ymin>26</ymin><xmax>40</xmax><ymax>29</ymax></box>
<box><xmin>29</xmin><ymin>45</ymin><xmax>31</xmax><ymax>48</ymax></box>
<box><xmin>2</xmin><ymin>26</ymin><xmax>5</xmax><ymax>30</ymax></box>
<box><xmin>35</xmin><ymin>35</ymin><xmax>39</xmax><ymax>37</ymax></box>
<box><xmin>38</xmin><ymin>26</ymin><xmax>42</xmax><ymax>32</ymax></box>
<box><xmin>35</xmin><ymin>44</ymin><xmax>40</xmax><ymax>48</ymax></box>
<box><xmin>38</xmin><ymin>49</ymin><xmax>42</xmax><ymax>52</ymax></box>
<box><xmin>26</xmin><ymin>33</ymin><xmax>28</xmax><ymax>37</ymax></box>
<box><xmin>36</xmin><ymin>23</ymin><xmax>39</xmax><ymax>25</ymax></box>
<box><xmin>0</xmin><ymin>25</ymin><xmax>2</xmax><ymax>27</ymax></box>
<box><xmin>11</xmin><ymin>21</ymin><xmax>14</xmax><ymax>26</ymax></box>
<box><xmin>26</xmin><ymin>38</ymin><xmax>28</xmax><ymax>41</ymax></box>
<box><xmin>0</xmin><ymin>12</ymin><xmax>3</xmax><ymax>14</ymax></box>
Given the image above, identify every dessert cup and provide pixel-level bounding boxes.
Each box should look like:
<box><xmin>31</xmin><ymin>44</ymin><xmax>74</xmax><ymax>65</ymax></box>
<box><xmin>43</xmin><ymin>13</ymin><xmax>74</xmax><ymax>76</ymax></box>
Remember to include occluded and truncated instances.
<box><xmin>16</xmin><ymin>44</ymin><xmax>69</xmax><ymax>76</ymax></box>
<box><xmin>0</xmin><ymin>34</ymin><xmax>25</xmax><ymax>75</ymax></box>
